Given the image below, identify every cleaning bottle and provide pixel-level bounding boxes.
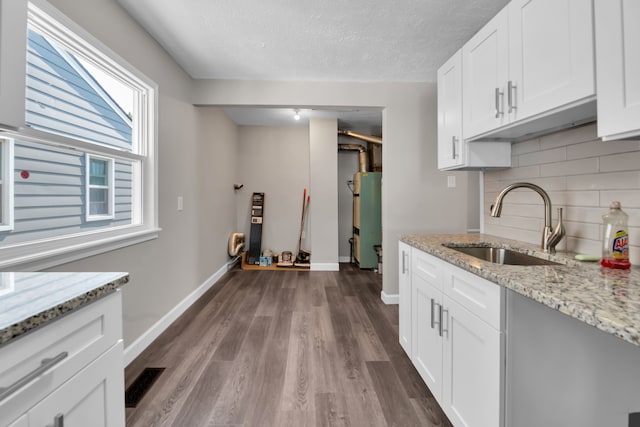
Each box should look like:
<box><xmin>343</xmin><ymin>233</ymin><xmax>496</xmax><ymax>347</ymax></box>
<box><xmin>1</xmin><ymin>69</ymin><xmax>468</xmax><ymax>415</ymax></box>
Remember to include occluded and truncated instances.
<box><xmin>601</xmin><ymin>201</ymin><xmax>631</xmax><ymax>269</ymax></box>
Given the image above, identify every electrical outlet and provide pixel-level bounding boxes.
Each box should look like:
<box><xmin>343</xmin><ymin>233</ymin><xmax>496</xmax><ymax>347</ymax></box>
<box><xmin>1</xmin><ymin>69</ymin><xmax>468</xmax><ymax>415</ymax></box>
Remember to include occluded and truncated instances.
<box><xmin>177</xmin><ymin>196</ymin><xmax>184</xmax><ymax>211</ymax></box>
<box><xmin>447</xmin><ymin>175</ymin><xmax>456</xmax><ymax>188</ymax></box>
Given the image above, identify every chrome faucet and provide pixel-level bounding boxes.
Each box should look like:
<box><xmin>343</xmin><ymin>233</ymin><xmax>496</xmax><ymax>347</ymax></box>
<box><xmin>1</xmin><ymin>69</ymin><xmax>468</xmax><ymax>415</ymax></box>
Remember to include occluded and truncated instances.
<box><xmin>490</xmin><ymin>182</ymin><xmax>565</xmax><ymax>253</ymax></box>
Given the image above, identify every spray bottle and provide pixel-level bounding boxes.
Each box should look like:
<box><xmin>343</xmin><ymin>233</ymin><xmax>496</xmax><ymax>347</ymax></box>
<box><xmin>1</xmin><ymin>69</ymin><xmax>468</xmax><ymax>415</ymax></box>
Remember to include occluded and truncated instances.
<box><xmin>601</xmin><ymin>201</ymin><xmax>631</xmax><ymax>269</ymax></box>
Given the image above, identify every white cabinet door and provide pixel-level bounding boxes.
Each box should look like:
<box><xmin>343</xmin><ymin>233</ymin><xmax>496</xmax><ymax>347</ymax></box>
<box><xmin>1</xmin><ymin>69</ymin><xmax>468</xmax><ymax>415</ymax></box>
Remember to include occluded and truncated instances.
<box><xmin>398</xmin><ymin>241</ymin><xmax>412</xmax><ymax>356</ymax></box>
<box><xmin>442</xmin><ymin>296</ymin><xmax>502</xmax><ymax>427</ymax></box>
<box><xmin>0</xmin><ymin>0</ymin><xmax>27</xmax><ymax>130</ymax></box>
<box><xmin>411</xmin><ymin>271</ymin><xmax>443</xmax><ymax>402</ymax></box>
<box><xmin>508</xmin><ymin>0</ymin><xmax>595</xmax><ymax>122</ymax></box>
<box><xmin>595</xmin><ymin>0</ymin><xmax>640</xmax><ymax>141</ymax></box>
<box><xmin>7</xmin><ymin>414</ymin><xmax>28</xmax><ymax>427</ymax></box>
<box><xmin>438</xmin><ymin>50</ymin><xmax>464</xmax><ymax>170</ymax></box>
<box><xmin>29</xmin><ymin>342</ymin><xmax>125</xmax><ymax>427</ymax></box>
<box><xmin>462</xmin><ymin>5</ymin><xmax>509</xmax><ymax>139</ymax></box>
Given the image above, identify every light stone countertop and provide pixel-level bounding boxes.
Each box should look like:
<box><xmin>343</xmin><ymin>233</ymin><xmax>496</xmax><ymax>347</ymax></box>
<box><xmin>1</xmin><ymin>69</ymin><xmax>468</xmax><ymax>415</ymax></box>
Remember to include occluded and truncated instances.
<box><xmin>401</xmin><ymin>233</ymin><xmax>640</xmax><ymax>347</ymax></box>
<box><xmin>0</xmin><ymin>272</ymin><xmax>129</xmax><ymax>346</ymax></box>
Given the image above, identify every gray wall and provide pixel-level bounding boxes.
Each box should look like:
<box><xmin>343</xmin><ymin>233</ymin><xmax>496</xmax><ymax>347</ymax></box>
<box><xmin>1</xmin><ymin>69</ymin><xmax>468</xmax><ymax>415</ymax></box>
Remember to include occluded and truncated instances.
<box><xmin>235</xmin><ymin>126</ymin><xmax>310</xmax><ymax>255</ymax></box>
<box><xmin>191</xmin><ymin>80</ymin><xmax>471</xmax><ymax>297</ymax></box>
<box><xmin>309</xmin><ymin>118</ymin><xmax>339</xmax><ymax>268</ymax></box>
<box><xmin>46</xmin><ymin>0</ymin><xmax>238</xmax><ymax>349</ymax></box>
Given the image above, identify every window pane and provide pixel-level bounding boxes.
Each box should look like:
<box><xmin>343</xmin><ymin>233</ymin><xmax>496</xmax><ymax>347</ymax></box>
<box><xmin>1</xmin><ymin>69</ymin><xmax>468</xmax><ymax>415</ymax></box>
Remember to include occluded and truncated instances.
<box><xmin>26</xmin><ymin>29</ymin><xmax>134</xmax><ymax>151</ymax></box>
<box><xmin>89</xmin><ymin>158</ymin><xmax>108</xmax><ymax>186</ymax></box>
<box><xmin>89</xmin><ymin>188</ymin><xmax>108</xmax><ymax>215</ymax></box>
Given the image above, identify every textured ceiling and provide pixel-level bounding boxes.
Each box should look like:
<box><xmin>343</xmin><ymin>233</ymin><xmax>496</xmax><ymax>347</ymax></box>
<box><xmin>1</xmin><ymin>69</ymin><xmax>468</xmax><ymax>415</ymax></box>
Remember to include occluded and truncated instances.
<box><xmin>117</xmin><ymin>0</ymin><xmax>509</xmax><ymax>128</ymax></box>
<box><xmin>117</xmin><ymin>0</ymin><xmax>509</xmax><ymax>82</ymax></box>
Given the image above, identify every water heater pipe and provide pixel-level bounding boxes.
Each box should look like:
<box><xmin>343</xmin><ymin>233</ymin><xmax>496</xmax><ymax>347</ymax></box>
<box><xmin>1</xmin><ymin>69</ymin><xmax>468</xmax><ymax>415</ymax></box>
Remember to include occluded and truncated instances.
<box><xmin>338</xmin><ymin>143</ymin><xmax>369</xmax><ymax>172</ymax></box>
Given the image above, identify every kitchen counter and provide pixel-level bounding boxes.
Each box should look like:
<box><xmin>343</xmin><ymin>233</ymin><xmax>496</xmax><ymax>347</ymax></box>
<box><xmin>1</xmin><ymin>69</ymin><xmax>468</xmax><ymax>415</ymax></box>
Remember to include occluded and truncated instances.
<box><xmin>0</xmin><ymin>272</ymin><xmax>129</xmax><ymax>346</ymax></box>
<box><xmin>401</xmin><ymin>233</ymin><xmax>640</xmax><ymax>346</ymax></box>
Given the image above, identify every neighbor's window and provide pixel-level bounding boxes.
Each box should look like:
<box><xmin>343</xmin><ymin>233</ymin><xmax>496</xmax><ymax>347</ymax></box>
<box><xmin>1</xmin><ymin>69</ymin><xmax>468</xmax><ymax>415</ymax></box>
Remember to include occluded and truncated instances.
<box><xmin>0</xmin><ymin>138</ymin><xmax>14</xmax><ymax>231</ymax></box>
<box><xmin>0</xmin><ymin>2</ymin><xmax>157</xmax><ymax>269</ymax></box>
<box><xmin>86</xmin><ymin>154</ymin><xmax>114</xmax><ymax>220</ymax></box>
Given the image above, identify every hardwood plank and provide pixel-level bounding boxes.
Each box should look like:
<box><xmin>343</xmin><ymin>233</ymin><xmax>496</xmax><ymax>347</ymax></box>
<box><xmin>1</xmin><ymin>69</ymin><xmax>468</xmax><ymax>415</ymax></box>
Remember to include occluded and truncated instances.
<box><xmin>280</xmin><ymin>310</ymin><xmax>313</xmax><ymax>411</ymax></box>
<box><xmin>209</xmin><ymin>315</ymin><xmax>272</xmax><ymax>425</ymax></box>
<box><xmin>366</xmin><ymin>360</ymin><xmax>422</xmax><ymax>426</ymax></box>
<box><xmin>410</xmin><ymin>397</ymin><xmax>454</xmax><ymax>427</ymax></box>
<box><xmin>315</xmin><ymin>392</ymin><xmax>350</xmax><ymax>427</ymax></box>
<box><xmin>125</xmin><ymin>266</ymin><xmax>453</xmax><ymax>427</ymax></box>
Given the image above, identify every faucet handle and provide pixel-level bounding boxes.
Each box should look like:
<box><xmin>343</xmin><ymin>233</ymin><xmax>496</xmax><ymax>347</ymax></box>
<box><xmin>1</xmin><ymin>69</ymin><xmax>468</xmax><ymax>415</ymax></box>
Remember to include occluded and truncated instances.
<box><xmin>548</xmin><ymin>208</ymin><xmax>566</xmax><ymax>253</ymax></box>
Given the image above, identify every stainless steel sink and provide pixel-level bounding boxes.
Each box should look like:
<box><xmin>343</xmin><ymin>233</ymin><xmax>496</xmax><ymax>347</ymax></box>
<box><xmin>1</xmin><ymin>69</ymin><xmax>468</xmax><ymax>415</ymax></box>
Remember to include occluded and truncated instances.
<box><xmin>445</xmin><ymin>245</ymin><xmax>562</xmax><ymax>266</ymax></box>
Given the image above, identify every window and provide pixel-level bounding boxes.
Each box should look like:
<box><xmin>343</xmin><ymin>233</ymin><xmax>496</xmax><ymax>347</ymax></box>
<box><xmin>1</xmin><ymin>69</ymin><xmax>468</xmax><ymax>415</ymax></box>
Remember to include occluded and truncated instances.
<box><xmin>0</xmin><ymin>1</ymin><xmax>158</xmax><ymax>270</ymax></box>
<box><xmin>0</xmin><ymin>138</ymin><xmax>14</xmax><ymax>231</ymax></box>
<box><xmin>86</xmin><ymin>154</ymin><xmax>114</xmax><ymax>220</ymax></box>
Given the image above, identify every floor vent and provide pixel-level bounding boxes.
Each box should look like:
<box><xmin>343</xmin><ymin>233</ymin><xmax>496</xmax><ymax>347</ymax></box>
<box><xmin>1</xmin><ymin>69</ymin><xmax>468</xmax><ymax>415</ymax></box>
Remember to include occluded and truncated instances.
<box><xmin>125</xmin><ymin>367</ymin><xmax>165</xmax><ymax>408</ymax></box>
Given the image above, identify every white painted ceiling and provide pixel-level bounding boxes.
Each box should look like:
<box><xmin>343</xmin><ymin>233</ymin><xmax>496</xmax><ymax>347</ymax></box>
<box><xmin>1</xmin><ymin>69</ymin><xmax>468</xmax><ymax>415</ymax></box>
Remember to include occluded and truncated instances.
<box><xmin>117</xmin><ymin>0</ymin><xmax>509</xmax><ymax>128</ymax></box>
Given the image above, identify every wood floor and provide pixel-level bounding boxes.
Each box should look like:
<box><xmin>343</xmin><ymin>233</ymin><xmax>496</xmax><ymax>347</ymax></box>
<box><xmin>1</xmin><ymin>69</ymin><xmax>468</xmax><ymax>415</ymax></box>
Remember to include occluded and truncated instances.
<box><xmin>125</xmin><ymin>264</ymin><xmax>453</xmax><ymax>427</ymax></box>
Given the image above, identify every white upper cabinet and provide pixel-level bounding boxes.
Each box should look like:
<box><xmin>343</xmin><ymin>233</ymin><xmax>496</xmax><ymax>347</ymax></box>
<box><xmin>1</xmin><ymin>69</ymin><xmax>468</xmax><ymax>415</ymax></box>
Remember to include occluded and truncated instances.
<box><xmin>0</xmin><ymin>0</ymin><xmax>27</xmax><ymax>130</ymax></box>
<box><xmin>462</xmin><ymin>6</ymin><xmax>509</xmax><ymax>139</ymax></box>
<box><xmin>508</xmin><ymin>0</ymin><xmax>595</xmax><ymax>121</ymax></box>
<box><xmin>462</xmin><ymin>0</ymin><xmax>596</xmax><ymax>142</ymax></box>
<box><xmin>595</xmin><ymin>0</ymin><xmax>640</xmax><ymax>141</ymax></box>
<box><xmin>438</xmin><ymin>49</ymin><xmax>511</xmax><ymax>171</ymax></box>
<box><xmin>438</xmin><ymin>50</ymin><xmax>464</xmax><ymax>169</ymax></box>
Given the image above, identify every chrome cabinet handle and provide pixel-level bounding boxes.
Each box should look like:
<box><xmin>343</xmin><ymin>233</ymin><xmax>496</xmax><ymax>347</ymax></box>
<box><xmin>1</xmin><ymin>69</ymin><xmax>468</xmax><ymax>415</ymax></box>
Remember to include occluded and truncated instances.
<box><xmin>451</xmin><ymin>136</ymin><xmax>458</xmax><ymax>159</ymax></box>
<box><xmin>441</xmin><ymin>308</ymin><xmax>449</xmax><ymax>337</ymax></box>
<box><xmin>495</xmin><ymin>87</ymin><xmax>504</xmax><ymax>118</ymax></box>
<box><xmin>54</xmin><ymin>413</ymin><xmax>64</xmax><ymax>427</ymax></box>
<box><xmin>438</xmin><ymin>305</ymin><xmax>444</xmax><ymax>336</ymax></box>
<box><xmin>508</xmin><ymin>80</ymin><xmax>517</xmax><ymax>113</ymax></box>
<box><xmin>0</xmin><ymin>351</ymin><xmax>68</xmax><ymax>401</ymax></box>
<box><xmin>402</xmin><ymin>251</ymin><xmax>406</xmax><ymax>274</ymax></box>
<box><xmin>430</xmin><ymin>298</ymin><xmax>436</xmax><ymax>329</ymax></box>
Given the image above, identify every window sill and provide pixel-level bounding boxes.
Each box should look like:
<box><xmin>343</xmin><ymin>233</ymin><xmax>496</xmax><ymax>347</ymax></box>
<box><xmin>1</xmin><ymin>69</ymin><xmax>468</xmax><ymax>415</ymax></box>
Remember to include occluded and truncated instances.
<box><xmin>0</xmin><ymin>225</ymin><xmax>161</xmax><ymax>271</ymax></box>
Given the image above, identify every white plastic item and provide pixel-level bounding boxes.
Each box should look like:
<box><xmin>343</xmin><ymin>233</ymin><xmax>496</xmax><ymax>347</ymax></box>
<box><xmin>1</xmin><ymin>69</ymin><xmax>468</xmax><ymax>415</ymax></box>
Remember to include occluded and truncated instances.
<box><xmin>601</xmin><ymin>201</ymin><xmax>630</xmax><ymax>269</ymax></box>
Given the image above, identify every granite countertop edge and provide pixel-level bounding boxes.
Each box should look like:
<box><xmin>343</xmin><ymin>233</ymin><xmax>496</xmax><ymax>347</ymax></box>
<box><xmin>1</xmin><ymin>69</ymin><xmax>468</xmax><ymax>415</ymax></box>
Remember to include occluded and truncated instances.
<box><xmin>0</xmin><ymin>273</ymin><xmax>129</xmax><ymax>346</ymax></box>
<box><xmin>401</xmin><ymin>233</ymin><xmax>640</xmax><ymax>347</ymax></box>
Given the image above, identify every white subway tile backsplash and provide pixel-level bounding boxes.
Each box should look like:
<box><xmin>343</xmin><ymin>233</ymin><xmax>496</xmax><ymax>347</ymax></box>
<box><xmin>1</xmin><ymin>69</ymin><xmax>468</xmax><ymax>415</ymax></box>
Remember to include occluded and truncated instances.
<box><xmin>512</xmin><ymin>138</ymin><xmax>541</xmax><ymax>155</ymax></box>
<box><xmin>496</xmin><ymin>165</ymin><xmax>540</xmax><ymax>181</ymax></box>
<box><xmin>566</xmin><ymin>171</ymin><xmax>640</xmax><ymax>191</ymax></box>
<box><xmin>567</xmin><ymin>139</ymin><xmax>640</xmax><ymax>160</ymax></box>
<box><xmin>558</xmin><ymin>191</ymin><xmax>600</xmax><ymax>207</ymax></box>
<box><xmin>540</xmin><ymin>158</ymin><xmax>599</xmax><ymax>177</ymax></box>
<box><xmin>600</xmin><ymin>151</ymin><xmax>640</xmax><ymax>172</ymax></box>
<box><xmin>518</xmin><ymin>147</ymin><xmax>567</xmax><ymax>167</ymax></box>
<box><xmin>539</xmin><ymin>123</ymin><xmax>597</xmax><ymax>150</ymax></box>
<box><xmin>599</xmin><ymin>191</ymin><xmax>640</xmax><ymax>208</ymax></box>
<box><xmin>484</xmin><ymin>125</ymin><xmax>640</xmax><ymax>258</ymax></box>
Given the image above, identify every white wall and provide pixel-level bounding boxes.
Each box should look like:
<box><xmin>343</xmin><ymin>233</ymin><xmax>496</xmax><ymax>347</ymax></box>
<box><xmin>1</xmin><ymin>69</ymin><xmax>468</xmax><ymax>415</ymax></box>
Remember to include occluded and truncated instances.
<box><xmin>235</xmin><ymin>126</ymin><xmax>310</xmax><ymax>255</ymax></box>
<box><xmin>191</xmin><ymin>80</ymin><xmax>471</xmax><ymax>297</ymax></box>
<box><xmin>484</xmin><ymin>123</ymin><xmax>640</xmax><ymax>265</ymax></box>
<box><xmin>309</xmin><ymin>118</ymin><xmax>339</xmax><ymax>269</ymax></box>
<box><xmin>45</xmin><ymin>0</ymin><xmax>239</xmax><ymax>355</ymax></box>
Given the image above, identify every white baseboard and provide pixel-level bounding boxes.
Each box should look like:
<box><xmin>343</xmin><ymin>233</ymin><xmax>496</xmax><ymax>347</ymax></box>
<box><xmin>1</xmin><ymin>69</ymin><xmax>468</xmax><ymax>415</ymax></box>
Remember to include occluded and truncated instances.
<box><xmin>381</xmin><ymin>291</ymin><xmax>399</xmax><ymax>305</ymax></box>
<box><xmin>123</xmin><ymin>261</ymin><xmax>229</xmax><ymax>366</ymax></box>
<box><xmin>311</xmin><ymin>262</ymin><xmax>340</xmax><ymax>271</ymax></box>
<box><xmin>338</xmin><ymin>256</ymin><xmax>351</xmax><ymax>263</ymax></box>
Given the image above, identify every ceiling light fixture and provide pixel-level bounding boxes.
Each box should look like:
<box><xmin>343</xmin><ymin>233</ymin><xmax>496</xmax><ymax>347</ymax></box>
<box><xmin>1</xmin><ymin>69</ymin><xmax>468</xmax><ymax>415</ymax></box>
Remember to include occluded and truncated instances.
<box><xmin>293</xmin><ymin>109</ymin><xmax>301</xmax><ymax>121</ymax></box>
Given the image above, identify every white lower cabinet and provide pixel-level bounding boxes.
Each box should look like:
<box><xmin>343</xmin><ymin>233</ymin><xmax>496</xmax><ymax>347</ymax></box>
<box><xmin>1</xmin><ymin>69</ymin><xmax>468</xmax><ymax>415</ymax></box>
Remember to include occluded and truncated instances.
<box><xmin>400</xmin><ymin>242</ymin><xmax>504</xmax><ymax>427</ymax></box>
<box><xmin>398</xmin><ymin>241</ymin><xmax>412</xmax><ymax>356</ymax></box>
<box><xmin>29</xmin><ymin>342</ymin><xmax>124</xmax><ymax>427</ymax></box>
<box><xmin>1</xmin><ymin>292</ymin><xmax>125</xmax><ymax>427</ymax></box>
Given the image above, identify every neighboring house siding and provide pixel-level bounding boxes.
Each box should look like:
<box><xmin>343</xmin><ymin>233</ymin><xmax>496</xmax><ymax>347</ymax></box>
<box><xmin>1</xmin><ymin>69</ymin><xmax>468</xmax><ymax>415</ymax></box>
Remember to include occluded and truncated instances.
<box><xmin>26</xmin><ymin>30</ymin><xmax>132</xmax><ymax>150</ymax></box>
<box><xmin>0</xmin><ymin>141</ymin><xmax>132</xmax><ymax>245</ymax></box>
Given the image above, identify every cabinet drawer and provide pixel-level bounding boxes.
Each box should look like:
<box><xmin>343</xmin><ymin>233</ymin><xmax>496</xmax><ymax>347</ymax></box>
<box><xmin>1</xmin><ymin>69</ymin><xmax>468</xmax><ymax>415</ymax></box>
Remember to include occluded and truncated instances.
<box><xmin>412</xmin><ymin>249</ymin><xmax>442</xmax><ymax>289</ymax></box>
<box><xmin>0</xmin><ymin>292</ymin><xmax>122</xmax><ymax>425</ymax></box>
<box><xmin>443</xmin><ymin>265</ymin><xmax>503</xmax><ymax>329</ymax></box>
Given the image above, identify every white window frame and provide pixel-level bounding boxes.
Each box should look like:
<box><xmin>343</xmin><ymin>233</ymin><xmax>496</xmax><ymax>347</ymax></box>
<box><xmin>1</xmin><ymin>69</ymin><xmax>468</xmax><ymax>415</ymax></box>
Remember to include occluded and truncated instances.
<box><xmin>0</xmin><ymin>0</ymin><xmax>159</xmax><ymax>271</ymax></box>
<box><xmin>0</xmin><ymin>138</ymin><xmax>14</xmax><ymax>232</ymax></box>
<box><xmin>86</xmin><ymin>154</ymin><xmax>115</xmax><ymax>222</ymax></box>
